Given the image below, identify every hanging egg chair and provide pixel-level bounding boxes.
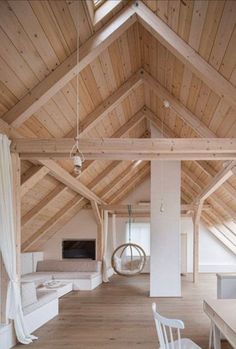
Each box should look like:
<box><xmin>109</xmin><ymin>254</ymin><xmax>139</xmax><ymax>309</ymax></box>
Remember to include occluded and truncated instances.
<box><xmin>111</xmin><ymin>205</ymin><xmax>146</xmax><ymax>277</ymax></box>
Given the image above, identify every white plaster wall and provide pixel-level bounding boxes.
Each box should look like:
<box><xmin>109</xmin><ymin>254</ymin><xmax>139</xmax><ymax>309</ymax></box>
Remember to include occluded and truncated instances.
<box><xmin>43</xmin><ymin>209</ymin><xmax>97</xmax><ymax>260</ymax></box>
<box><xmin>42</xmin><ymin>178</ymin><xmax>236</xmax><ymax>273</ymax></box>
<box><xmin>181</xmin><ymin>217</ymin><xmax>236</xmax><ymax>273</ymax></box>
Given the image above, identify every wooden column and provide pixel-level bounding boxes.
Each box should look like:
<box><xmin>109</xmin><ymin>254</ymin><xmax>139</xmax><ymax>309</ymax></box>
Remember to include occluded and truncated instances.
<box><xmin>91</xmin><ymin>201</ymin><xmax>103</xmax><ymax>261</ymax></box>
<box><xmin>192</xmin><ymin>203</ymin><xmax>202</xmax><ymax>283</ymax></box>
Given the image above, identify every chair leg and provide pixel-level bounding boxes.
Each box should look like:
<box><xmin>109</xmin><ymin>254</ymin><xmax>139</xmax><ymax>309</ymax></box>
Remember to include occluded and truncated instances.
<box><xmin>209</xmin><ymin>322</ymin><xmax>214</xmax><ymax>349</ymax></box>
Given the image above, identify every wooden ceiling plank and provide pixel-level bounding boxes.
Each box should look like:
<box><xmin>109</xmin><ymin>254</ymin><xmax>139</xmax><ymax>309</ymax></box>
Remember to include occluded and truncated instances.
<box><xmin>196</xmin><ymin>161</ymin><xmax>236</xmax><ymax>202</ymax></box>
<box><xmin>66</xmin><ymin>70</ymin><xmax>143</xmax><ymax>138</ymax></box>
<box><xmin>201</xmin><ymin>215</ymin><xmax>236</xmax><ymax>255</ymax></box>
<box><xmin>135</xmin><ymin>1</ymin><xmax>236</xmax><ymax>108</ymax></box>
<box><xmin>21</xmin><ymin>166</ymin><xmax>50</xmax><ymax>197</ymax></box>
<box><xmin>108</xmin><ymin>164</ymin><xmax>150</xmax><ymax>204</ymax></box>
<box><xmin>183</xmin><ymin>165</ymin><xmax>236</xmax><ymax>220</ymax></box>
<box><xmin>2</xmin><ymin>3</ymin><xmax>136</xmax><ymax>128</ymax></box>
<box><xmin>143</xmin><ymin>70</ymin><xmax>216</xmax><ymax>138</ymax></box>
<box><xmin>194</xmin><ymin>161</ymin><xmax>236</xmax><ymax>203</ymax></box>
<box><xmin>21</xmin><ymin>113</ymin><xmax>144</xmax><ymax>227</ymax></box>
<box><xmin>21</xmin><ymin>183</ymin><xmax>65</xmax><ymax>227</ymax></box>
<box><xmin>150</xmin><ymin>112</ymin><xmax>236</xmax><ymax>223</ymax></box>
<box><xmin>22</xmin><ymin>196</ymin><xmax>85</xmax><ymax>251</ymax></box>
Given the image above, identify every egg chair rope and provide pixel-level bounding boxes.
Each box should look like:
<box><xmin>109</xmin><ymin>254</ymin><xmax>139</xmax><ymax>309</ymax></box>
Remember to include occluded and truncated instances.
<box><xmin>111</xmin><ymin>205</ymin><xmax>146</xmax><ymax>277</ymax></box>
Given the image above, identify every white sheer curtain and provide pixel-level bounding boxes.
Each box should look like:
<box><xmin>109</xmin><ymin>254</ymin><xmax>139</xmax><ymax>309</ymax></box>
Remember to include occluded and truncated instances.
<box><xmin>102</xmin><ymin>210</ymin><xmax>109</xmax><ymax>282</ymax></box>
<box><xmin>0</xmin><ymin>134</ymin><xmax>37</xmax><ymax>344</ymax></box>
<box><xmin>125</xmin><ymin>222</ymin><xmax>150</xmax><ymax>256</ymax></box>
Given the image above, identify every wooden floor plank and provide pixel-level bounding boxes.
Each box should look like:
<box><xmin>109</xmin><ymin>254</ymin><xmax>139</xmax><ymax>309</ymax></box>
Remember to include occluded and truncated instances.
<box><xmin>15</xmin><ymin>274</ymin><xmax>232</xmax><ymax>349</ymax></box>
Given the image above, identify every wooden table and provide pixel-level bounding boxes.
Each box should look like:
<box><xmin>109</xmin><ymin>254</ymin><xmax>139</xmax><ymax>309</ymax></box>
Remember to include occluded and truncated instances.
<box><xmin>203</xmin><ymin>299</ymin><xmax>236</xmax><ymax>349</ymax></box>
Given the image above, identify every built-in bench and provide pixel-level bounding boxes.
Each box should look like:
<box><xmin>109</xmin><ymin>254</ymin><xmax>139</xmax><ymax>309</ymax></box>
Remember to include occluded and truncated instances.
<box><xmin>22</xmin><ymin>259</ymin><xmax>102</xmax><ymax>291</ymax></box>
<box><xmin>217</xmin><ymin>273</ymin><xmax>236</xmax><ymax>299</ymax></box>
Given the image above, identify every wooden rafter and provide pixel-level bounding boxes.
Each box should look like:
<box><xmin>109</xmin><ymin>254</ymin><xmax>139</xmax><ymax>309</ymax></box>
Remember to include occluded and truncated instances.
<box><xmin>1</xmin><ymin>3</ymin><xmax>137</xmax><ymax>128</ymax></box>
<box><xmin>39</xmin><ymin>159</ymin><xmax>104</xmax><ymax>204</ymax></box>
<box><xmin>197</xmin><ymin>161</ymin><xmax>236</xmax><ymax>203</ymax></box>
<box><xmin>183</xmin><ymin>166</ymin><xmax>236</xmax><ymax>220</ymax></box>
<box><xmin>67</xmin><ymin>70</ymin><xmax>143</xmax><ymax>138</ymax></box>
<box><xmin>143</xmin><ymin>71</ymin><xmax>216</xmax><ymax>138</ymax></box>
<box><xmin>107</xmin><ymin>163</ymin><xmax>150</xmax><ymax>204</ymax></box>
<box><xmin>194</xmin><ymin>161</ymin><xmax>236</xmax><ymax>203</ymax></box>
<box><xmin>100</xmin><ymin>204</ymin><xmax>211</xmax><ymax>212</ymax></box>
<box><xmin>148</xmin><ymin>109</ymin><xmax>236</xmax><ymax>216</ymax></box>
<box><xmin>25</xmin><ymin>155</ymin><xmax>147</xmax><ymax>250</ymax></box>
<box><xmin>22</xmin><ymin>196</ymin><xmax>86</xmax><ymax>251</ymax></box>
<box><xmin>135</xmin><ymin>1</ymin><xmax>236</xmax><ymax>108</ymax></box>
<box><xmin>21</xmin><ymin>166</ymin><xmax>50</xmax><ymax>197</ymax></box>
<box><xmin>91</xmin><ymin>200</ymin><xmax>102</xmax><ymax>226</ymax></box>
<box><xmin>21</xmin><ymin>112</ymin><xmax>144</xmax><ymax>227</ymax></box>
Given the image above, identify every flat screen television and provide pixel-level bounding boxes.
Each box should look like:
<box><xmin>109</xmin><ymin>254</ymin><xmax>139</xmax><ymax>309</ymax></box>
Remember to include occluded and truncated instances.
<box><xmin>62</xmin><ymin>240</ymin><xmax>96</xmax><ymax>260</ymax></box>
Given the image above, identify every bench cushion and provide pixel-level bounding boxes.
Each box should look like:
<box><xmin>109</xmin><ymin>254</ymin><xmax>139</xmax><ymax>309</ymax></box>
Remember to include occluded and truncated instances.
<box><xmin>51</xmin><ymin>271</ymin><xmax>101</xmax><ymax>280</ymax></box>
<box><xmin>21</xmin><ymin>272</ymin><xmax>52</xmax><ymax>287</ymax></box>
<box><xmin>37</xmin><ymin>260</ymin><xmax>101</xmax><ymax>273</ymax></box>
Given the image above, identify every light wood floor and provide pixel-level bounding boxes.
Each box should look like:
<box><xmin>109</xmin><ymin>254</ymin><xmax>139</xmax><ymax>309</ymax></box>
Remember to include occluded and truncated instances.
<box><xmin>15</xmin><ymin>274</ymin><xmax>232</xmax><ymax>349</ymax></box>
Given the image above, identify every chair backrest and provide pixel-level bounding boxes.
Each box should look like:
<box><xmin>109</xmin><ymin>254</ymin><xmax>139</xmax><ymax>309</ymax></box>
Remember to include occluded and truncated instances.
<box><xmin>152</xmin><ymin>303</ymin><xmax>185</xmax><ymax>349</ymax></box>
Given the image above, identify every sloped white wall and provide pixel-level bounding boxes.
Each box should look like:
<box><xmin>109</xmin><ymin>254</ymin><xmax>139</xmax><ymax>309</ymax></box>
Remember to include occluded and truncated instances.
<box><xmin>42</xmin><ymin>177</ymin><xmax>236</xmax><ymax>273</ymax></box>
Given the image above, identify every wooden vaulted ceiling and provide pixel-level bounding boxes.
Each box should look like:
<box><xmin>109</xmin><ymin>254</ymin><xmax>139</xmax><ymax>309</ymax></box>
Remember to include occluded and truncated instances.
<box><xmin>0</xmin><ymin>0</ymin><xmax>236</xmax><ymax>252</ymax></box>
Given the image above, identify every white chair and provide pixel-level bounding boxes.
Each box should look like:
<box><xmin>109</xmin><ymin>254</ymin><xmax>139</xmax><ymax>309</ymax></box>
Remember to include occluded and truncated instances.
<box><xmin>152</xmin><ymin>303</ymin><xmax>202</xmax><ymax>349</ymax></box>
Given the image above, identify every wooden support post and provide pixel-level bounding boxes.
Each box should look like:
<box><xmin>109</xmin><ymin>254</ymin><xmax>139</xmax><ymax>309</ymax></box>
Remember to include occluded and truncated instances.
<box><xmin>97</xmin><ymin>210</ymin><xmax>104</xmax><ymax>262</ymax></box>
<box><xmin>91</xmin><ymin>201</ymin><xmax>103</xmax><ymax>261</ymax></box>
<box><xmin>192</xmin><ymin>203</ymin><xmax>202</xmax><ymax>283</ymax></box>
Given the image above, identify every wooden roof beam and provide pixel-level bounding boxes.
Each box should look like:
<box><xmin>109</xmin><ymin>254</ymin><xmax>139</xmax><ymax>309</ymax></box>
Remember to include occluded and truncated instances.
<box><xmin>2</xmin><ymin>4</ymin><xmax>137</xmax><ymax>128</ymax></box>
<box><xmin>21</xmin><ymin>111</ymin><xmax>144</xmax><ymax>227</ymax></box>
<box><xmin>201</xmin><ymin>215</ymin><xmax>236</xmax><ymax>255</ymax></box>
<box><xmin>106</xmin><ymin>163</ymin><xmax>150</xmax><ymax>204</ymax></box>
<box><xmin>196</xmin><ymin>161</ymin><xmax>236</xmax><ymax>202</ymax></box>
<box><xmin>39</xmin><ymin>160</ymin><xmax>104</xmax><ymax>204</ymax></box>
<box><xmin>135</xmin><ymin>1</ymin><xmax>236</xmax><ymax>109</ymax></box>
<box><xmin>21</xmin><ymin>166</ymin><xmax>50</xmax><ymax>197</ymax></box>
<box><xmin>24</xmin><ymin>153</ymin><xmax>147</xmax><ymax>250</ymax></box>
<box><xmin>100</xmin><ymin>203</ymin><xmax>211</xmax><ymax>212</ymax></box>
<box><xmin>67</xmin><ymin>71</ymin><xmax>144</xmax><ymax>138</ymax></box>
<box><xmin>143</xmin><ymin>71</ymin><xmax>216</xmax><ymax>138</ymax></box>
<box><xmin>194</xmin><ymin>161</ymin><xmax>236</xmax><ymax>204</ymax></box>
<box><xmin>12</xmin><ymin>138</ymin><xmax>236</xmax><ymax>161</ymax></box>
<box><xmin>149</xmin><ymin>111</ymin><xmax>236</xmax><ymax>222</ymax></box>
<box><xmin>22</xmin><ymin>196</ymin><xmax>86</xmax><ymax>251</ymax></box>
<box><xmin>91</xmin><ymin>200</ymin><xmax>102</xmax><ymax>226</ymax></box>
<box><xmin>183</xmin><ymin>166</ymin><xmax>236</xmax><ymax>220</ymax></box>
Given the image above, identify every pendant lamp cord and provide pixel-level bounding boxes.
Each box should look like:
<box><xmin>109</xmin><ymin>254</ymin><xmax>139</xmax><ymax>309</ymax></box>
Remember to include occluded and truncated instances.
<box><xmin>128</xmin><ymin>204</ymin><xmax>132</xmax><ymax>243</ymax></box>
<box><xmin>76</xmin><ymin>1</ymin><xmax>79</xmax><ymax>143</ymax></box>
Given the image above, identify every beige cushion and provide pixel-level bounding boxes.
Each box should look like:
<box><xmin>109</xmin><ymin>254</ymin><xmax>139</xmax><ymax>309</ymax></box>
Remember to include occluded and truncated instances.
<box><xmin>51</xmin><ymin>271</ymin><xmax>100</xmax><ymax>280</ymax></box>
<box><xmin>21</xmin><ymin>272</ymin><xmax>52</xmax><ymax>287</ymax></box>
<box><xmin>21</xmin><ymin>282</ymin><xmax>37</xmax><ymax>308</ymax></box>
<box><xmin>37</xmin><ymin>260</ymin><xmax>102</xmax><ymax>273</ymax></box>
